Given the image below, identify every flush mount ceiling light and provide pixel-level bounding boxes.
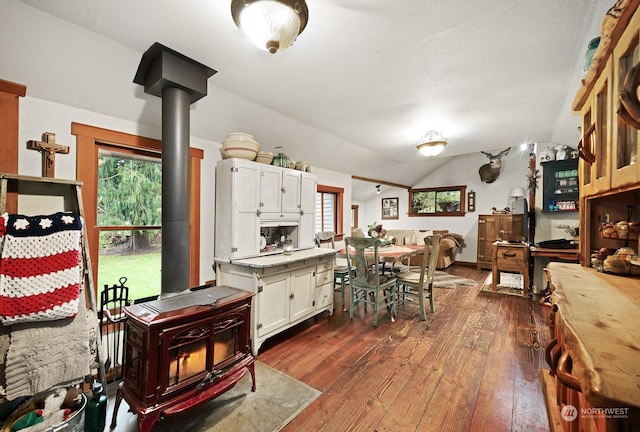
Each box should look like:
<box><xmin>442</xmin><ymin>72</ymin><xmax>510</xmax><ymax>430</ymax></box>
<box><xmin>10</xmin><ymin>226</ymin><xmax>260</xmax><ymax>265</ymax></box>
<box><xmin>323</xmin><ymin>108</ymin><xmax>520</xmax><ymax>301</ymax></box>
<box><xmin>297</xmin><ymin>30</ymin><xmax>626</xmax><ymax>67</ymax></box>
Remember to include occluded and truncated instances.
<box><xmin>416</xmin><ymin>130</ymin><xmax>447</xmax><ymax>157</ymax></box>
<box><xmin>231</xmin><ymin>0</ymin><xmax>309</xmax><ymax>54</ymax></box>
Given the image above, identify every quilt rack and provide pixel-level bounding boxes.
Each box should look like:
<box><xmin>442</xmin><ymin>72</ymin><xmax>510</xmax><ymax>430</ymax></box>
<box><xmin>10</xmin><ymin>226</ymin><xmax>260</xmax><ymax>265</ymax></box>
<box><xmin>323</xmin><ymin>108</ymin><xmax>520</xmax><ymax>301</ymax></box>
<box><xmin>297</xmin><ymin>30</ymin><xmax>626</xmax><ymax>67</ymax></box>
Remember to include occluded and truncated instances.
<box><xmin>0</xmin><ymin>173</ymin><xmax>106</xmax><ymax>397</ymax></box>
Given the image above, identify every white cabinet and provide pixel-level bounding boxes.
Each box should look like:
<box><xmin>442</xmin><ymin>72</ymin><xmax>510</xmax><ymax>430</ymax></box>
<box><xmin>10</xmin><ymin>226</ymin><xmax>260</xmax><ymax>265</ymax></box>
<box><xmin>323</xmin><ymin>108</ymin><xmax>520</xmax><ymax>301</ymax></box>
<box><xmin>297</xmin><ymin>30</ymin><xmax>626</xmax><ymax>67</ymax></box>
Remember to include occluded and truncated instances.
<box><xmin>214</xmin><ymin>159</ymin><xmax>260</xmax><ymax>260</ymax></box>
<box><xmin>259</xmin><ymin>166</ymin><xmax>302</xmax><ymax>218</ymax></box>
<box><xmin>298</xmin><ymin>172</ymin><xmax>317</xmax><ymax>249</ymax></box>
<box><xmin>215</xmin><ymin>158</ymin><xmax>317</xmax><ymax>260</ymax></box>
<box><xmin>215</xmin><ymin>249</ymin><xmax>335</xmax><ymax>355</ymax></box>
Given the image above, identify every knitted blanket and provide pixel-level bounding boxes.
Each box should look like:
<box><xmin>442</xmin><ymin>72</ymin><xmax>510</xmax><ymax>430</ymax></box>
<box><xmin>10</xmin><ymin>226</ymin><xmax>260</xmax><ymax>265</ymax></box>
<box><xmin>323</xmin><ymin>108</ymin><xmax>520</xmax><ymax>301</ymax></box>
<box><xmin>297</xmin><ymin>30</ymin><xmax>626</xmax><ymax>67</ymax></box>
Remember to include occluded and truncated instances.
<box><xmin>0</xmin><ymin>212</ymin><xmax>82</xmax><ymax>325</ymax></box>
<box><xmin>3</xmin><ymin>288</ymin><xmax>93</xmax><ymax>399</ymax></box>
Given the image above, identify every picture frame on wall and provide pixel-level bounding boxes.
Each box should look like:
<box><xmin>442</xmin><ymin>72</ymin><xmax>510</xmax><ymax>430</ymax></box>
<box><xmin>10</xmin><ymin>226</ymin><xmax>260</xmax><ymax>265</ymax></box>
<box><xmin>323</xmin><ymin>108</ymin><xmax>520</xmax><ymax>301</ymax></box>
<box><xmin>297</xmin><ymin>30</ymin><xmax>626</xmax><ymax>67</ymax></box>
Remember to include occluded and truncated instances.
<box><xmin>381</xmin><ymin>197</ymin><xmax>399</xmax><ymax>220</ymax></box>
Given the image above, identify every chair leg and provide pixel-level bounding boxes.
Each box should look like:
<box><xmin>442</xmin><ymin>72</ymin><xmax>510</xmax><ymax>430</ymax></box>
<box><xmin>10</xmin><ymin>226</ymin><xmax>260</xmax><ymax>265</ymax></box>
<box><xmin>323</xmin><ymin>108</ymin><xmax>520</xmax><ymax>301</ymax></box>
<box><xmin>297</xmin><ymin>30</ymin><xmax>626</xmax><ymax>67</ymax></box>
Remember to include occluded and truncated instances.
<box><xmin>349</xmin><ymin>285</ymin><xmax>356</xmax><ymax>320</ymax></box>
<box><xmin>341</xmin><ymin>277</ymin><xmax>347</xmax><ymax>312</ymax></box>
<box><xmin>428</xmin><ymin>284</ymin><xmax>435</xmax><ymax>313</ymax></box>
<box><xmin>373</xmin><ymin>290</ymin><xmax>379</xmax><ymax>327</ymax></box>
<box><xmin>418</xmin><ymin>286</ymin><xmax>427</xmax><ymax>321</ymax></box>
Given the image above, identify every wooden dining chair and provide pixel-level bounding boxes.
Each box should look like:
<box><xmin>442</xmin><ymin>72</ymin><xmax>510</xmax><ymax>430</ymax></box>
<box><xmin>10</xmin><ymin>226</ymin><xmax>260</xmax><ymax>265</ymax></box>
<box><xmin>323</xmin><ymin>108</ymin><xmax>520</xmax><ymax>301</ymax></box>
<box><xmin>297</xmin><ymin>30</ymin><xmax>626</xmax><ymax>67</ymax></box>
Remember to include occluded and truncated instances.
<box><xmin>315</xmin><ymin>231</ymin><xmax>352</xmax><ymax>311</ymax></box>
<box><xmin>396</xmin><ymin>234</ymin><xmax>442</xmax><ymax>320</ymax></box>
<box><xmin>344</xmin><ymin>237</ymin><xmax>397</xmax><ymax>326</ymax></box>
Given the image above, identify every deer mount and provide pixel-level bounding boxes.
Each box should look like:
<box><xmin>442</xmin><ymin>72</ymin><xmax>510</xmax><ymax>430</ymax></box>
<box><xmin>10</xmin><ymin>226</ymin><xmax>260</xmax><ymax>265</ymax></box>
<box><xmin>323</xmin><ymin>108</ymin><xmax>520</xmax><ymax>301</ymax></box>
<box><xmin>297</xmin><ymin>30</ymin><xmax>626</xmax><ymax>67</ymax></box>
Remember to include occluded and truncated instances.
<box><xmin>478</xmin><ymin>148</ymin><xmax>510</xmax><ymax>183</ymax></box>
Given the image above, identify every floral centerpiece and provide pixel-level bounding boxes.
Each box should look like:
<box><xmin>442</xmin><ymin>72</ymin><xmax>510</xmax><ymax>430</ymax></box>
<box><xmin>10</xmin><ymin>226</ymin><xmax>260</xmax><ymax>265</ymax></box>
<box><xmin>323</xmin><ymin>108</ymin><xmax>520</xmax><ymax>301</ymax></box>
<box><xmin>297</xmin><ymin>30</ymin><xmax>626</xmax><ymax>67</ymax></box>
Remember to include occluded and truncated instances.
<box><xmin>367</xmin><ymin>222</ymin><xmax>387</xmax><ymax>239</ymax></box>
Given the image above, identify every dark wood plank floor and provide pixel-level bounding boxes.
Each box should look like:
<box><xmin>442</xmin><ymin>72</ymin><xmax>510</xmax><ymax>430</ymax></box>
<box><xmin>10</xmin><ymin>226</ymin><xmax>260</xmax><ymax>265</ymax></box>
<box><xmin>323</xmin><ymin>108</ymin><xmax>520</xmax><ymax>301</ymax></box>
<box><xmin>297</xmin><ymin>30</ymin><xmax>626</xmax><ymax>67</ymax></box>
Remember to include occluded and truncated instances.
<box><xmin>257</xmin><ymin>265</ymin><xmax>553</xmax><ymax>432</ymax></box>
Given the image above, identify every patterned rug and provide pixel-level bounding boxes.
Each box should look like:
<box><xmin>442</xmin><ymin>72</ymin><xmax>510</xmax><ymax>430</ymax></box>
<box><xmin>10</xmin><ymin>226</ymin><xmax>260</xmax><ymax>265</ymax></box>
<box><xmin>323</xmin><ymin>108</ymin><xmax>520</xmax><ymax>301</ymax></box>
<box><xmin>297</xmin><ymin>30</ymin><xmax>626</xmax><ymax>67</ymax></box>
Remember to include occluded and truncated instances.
<box><xmin>480</xmin><ymin>272</ymin><xmax>525</xmax><ymax>296</ymax></box>
<box><xmin>432</xmin><ymin>271</ymin><xmax>478</xmax><ymax>289</ymax></box>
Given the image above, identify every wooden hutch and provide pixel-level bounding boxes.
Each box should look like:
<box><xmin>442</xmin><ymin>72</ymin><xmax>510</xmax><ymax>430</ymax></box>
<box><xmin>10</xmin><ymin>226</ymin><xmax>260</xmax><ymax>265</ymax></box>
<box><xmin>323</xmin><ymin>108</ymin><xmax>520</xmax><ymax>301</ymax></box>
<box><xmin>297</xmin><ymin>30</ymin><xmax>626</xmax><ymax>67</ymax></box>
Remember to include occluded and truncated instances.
<box><xmin>542</xmin><ymin>1</ymin><xmax>640</xmax><ymax>431</ymax></box>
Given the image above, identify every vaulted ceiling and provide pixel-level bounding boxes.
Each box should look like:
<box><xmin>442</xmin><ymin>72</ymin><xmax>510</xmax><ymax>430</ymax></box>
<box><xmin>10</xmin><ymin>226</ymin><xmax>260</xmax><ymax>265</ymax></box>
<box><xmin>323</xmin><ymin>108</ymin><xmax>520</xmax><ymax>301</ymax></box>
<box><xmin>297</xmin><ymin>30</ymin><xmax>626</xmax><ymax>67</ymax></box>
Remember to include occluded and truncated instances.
<box><xmin>1</xmin><ymin>0</ymin><xmax>609</xmax><ymax>198</ymax></box>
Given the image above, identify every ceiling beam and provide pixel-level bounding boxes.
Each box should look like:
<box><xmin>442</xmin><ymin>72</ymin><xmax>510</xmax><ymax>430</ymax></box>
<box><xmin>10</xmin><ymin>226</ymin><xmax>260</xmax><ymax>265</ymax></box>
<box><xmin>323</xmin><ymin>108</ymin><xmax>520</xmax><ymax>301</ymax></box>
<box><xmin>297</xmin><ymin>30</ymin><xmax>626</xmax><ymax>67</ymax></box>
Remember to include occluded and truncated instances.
<box><xmin>352</xmin><ymin>175</ymin><xmax>410</xmax><ymax>190</ymax></box>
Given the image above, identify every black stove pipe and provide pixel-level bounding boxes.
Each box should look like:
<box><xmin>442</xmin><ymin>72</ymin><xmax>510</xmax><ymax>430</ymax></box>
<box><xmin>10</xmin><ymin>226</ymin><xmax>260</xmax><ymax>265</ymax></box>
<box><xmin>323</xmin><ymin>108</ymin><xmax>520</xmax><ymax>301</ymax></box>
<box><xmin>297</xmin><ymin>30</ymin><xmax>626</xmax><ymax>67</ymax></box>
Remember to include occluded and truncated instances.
<box><xmin>134</xmin><ymin>43</ymin><xmax>216</xmax><ymax>296</ymax></box>
<box><xmin>161</xmin><ymin>87</ymin><xmax>191</xmax><ymax>295</ymax></box>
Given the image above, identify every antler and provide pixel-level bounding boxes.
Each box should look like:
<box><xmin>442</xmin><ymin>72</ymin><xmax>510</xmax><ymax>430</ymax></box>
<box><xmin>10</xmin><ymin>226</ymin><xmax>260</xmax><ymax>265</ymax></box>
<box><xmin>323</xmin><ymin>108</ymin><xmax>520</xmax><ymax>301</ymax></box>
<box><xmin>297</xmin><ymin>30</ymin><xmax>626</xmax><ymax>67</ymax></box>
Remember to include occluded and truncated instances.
<box><xmin>481</xmin><ymin>147</ymin><xmax>511</xmax><ymax>160</ymax></box>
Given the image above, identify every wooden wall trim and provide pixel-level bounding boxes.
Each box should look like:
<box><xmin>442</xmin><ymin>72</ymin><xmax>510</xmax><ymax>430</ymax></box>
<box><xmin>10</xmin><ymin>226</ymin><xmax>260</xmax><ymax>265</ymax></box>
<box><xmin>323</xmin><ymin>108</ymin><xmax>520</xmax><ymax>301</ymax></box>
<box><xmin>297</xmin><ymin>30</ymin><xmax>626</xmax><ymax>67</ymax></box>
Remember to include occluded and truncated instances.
<box><xmin>0</xmin><ymin>78</ymin><xmax>26</xmax><ymax>97</ymax></box>
<box><xmin>73</xmin><ymin>123</ymin><xmax>204</xmax><ymax>292</ymax></box>
<box><xmin>0</xmin><ymin>79</ymin><xmax>26</xmax><ymax>175</ymax></box>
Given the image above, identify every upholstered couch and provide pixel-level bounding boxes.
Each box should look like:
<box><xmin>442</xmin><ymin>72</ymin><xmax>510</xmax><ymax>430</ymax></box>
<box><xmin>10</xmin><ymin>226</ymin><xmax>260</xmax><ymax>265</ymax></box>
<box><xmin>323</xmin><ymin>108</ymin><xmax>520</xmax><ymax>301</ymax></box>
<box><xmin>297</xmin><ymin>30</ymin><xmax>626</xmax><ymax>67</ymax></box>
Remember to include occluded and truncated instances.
<box><xmin>384</xmin><ymin>229</ymin><xmax>463</xmax><ymax>269</ymax></box>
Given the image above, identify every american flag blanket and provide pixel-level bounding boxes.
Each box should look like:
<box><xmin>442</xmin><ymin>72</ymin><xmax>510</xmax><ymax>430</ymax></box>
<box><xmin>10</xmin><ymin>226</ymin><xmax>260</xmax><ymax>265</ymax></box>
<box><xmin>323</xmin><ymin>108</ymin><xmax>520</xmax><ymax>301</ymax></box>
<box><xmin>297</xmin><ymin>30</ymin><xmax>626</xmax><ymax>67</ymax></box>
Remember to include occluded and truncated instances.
<box><xmin>0</xmin><ymin>212</ymin><xmax>83</xmax><ymax>325</ymax></box>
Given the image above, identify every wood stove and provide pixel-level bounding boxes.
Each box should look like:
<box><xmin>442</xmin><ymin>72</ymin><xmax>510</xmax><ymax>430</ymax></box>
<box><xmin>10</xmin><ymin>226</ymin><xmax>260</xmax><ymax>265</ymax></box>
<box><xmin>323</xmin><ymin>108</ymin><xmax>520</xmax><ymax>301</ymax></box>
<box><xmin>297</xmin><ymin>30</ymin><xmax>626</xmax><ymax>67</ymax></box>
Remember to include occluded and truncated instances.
<box><xmin>110</xmin><ymin>286</ymin><xmax>255</xmax><ymax>432</ymax></box>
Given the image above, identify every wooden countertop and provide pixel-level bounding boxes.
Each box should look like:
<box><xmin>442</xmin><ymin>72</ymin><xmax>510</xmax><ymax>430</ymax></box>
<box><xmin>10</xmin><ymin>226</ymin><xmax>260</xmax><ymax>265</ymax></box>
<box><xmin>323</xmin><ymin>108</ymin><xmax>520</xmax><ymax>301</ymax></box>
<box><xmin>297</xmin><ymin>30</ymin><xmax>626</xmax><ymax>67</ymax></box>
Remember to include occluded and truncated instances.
<box><xmin>215</xmin><ymin>247</ymin><xmax>336</xmax><ymax>269</ymax></box>
<box><xmin>547</xmin><ymin>262</ymin><xmax>640</xmax><ymax>409</ymax></box>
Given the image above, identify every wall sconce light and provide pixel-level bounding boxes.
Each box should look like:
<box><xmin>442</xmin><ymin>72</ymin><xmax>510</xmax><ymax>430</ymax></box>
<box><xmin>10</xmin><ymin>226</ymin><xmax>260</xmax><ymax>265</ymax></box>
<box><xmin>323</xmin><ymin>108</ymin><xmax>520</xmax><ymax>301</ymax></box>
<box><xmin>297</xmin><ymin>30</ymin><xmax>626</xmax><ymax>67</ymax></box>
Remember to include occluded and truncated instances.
<box><xmin>416</xmin><ymin>130</ymin><xmax>447</xmax><ymax>157</ymax></box>
<box><xmin>376</xmin><ymin>185</ymin><xmax>381</xmax><ymax>194</ymax></box>
<box><xmin>231</xmin><ymin>0</ymin><xmax>309</xmax><ymax>54</ymax></box>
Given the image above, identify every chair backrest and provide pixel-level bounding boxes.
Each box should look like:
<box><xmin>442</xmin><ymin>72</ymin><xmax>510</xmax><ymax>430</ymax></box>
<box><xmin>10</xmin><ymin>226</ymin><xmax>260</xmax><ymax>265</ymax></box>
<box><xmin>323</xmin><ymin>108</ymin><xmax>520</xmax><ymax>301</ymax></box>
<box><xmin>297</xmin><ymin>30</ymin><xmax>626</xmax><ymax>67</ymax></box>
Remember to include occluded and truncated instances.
<box><xmin>417</xmin><ymin>234</ymin><xmax>442</xmax><ymax>286</ymax></box>
<box><xmin>315</xmin><ymin>231</ymin><xmax>336</xmax><ymax>248</ymax></box>
<box><xmin>344</xmin><ymin>236</ymin><xmax>383</xmax><ymax>287</ymax></box>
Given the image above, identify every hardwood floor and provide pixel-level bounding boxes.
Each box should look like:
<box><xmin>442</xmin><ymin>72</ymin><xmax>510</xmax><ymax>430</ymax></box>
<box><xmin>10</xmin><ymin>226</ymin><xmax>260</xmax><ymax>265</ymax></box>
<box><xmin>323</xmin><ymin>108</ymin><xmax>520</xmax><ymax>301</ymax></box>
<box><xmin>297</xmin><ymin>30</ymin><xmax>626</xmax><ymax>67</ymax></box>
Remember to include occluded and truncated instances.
<box><xmin>257</xmin><ymin>265</ymin><xmax>553</xmax><ymax>432</ymax></box>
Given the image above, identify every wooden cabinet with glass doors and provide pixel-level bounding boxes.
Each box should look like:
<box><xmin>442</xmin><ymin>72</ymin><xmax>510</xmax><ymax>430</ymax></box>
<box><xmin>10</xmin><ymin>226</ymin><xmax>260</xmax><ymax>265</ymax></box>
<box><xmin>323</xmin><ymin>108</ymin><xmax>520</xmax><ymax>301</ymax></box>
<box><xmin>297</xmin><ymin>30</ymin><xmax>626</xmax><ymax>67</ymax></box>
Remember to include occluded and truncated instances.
<box><xmin>573</xmin><ymin>0</ymin><xmax>640</xmax><ymax>265</ymax></box>
<box><xmin>611</xmin><ymin>8</ymin><xmax>640</xmax><ymax>189</ymax></box>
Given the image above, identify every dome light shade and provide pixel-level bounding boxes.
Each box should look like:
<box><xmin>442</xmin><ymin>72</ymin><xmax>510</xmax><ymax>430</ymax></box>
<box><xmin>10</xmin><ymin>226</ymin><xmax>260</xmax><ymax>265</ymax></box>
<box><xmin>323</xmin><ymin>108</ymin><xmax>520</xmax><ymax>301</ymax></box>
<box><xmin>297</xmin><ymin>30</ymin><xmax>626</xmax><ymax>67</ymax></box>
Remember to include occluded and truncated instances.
<box><xmin>231</xmin><ymin>0</ymin><xmax>309</xmax><ymax>54</ymax></box>
<box><xmin>416</xmin><ymin>130</ymin><xmax>447</xmax><ymax>157</ymax></box>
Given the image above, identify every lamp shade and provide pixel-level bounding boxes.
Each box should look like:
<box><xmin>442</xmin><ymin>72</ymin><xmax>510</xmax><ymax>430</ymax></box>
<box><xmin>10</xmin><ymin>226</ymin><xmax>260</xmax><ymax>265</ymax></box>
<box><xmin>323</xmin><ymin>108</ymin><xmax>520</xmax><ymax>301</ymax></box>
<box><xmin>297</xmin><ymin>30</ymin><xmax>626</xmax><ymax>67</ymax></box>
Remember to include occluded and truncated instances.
<box><xmin>231</xmin><ymin>0</ymin><xmax>309</xmax><ymax>54</ymax></box>
<box><xmin>509</xmin><ymin>187</ymin><xmax>525</xmax><ymax>198</ymax></box>
<box><xmin>416</xmin><ymin>130</ymin><xmax>447</xmax><ymax>157</ymax></box>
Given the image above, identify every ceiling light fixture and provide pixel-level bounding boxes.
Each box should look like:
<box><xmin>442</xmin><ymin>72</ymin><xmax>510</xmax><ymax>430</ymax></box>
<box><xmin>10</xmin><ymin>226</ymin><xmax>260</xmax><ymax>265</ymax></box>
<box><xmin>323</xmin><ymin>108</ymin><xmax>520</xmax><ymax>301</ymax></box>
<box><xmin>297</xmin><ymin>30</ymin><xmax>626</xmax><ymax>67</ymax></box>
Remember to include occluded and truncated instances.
<box><xmin>376</xmin><ymin>185</ymin><xmax>381</xmax><ymax>194</ymax></box>
<box><xmin>416</xmin><ymin>130</ymin><xmax>447</xmax><ymax>157</ymax></box>
<box><xmin>231</xmin><ymin>0</ymin><xmax>309</xmax><ymax>54</ymax></box>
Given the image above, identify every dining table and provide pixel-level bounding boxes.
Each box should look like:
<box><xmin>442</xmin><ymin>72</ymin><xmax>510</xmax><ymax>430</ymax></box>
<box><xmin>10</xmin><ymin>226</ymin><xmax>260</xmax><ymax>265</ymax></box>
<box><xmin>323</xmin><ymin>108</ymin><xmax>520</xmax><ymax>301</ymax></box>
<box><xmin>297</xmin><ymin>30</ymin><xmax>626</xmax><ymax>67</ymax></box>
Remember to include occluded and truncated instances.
<box><xmin>337</xmin><ymin>244</ymin><xmax>424</xmax><ymax>273</ymax></box>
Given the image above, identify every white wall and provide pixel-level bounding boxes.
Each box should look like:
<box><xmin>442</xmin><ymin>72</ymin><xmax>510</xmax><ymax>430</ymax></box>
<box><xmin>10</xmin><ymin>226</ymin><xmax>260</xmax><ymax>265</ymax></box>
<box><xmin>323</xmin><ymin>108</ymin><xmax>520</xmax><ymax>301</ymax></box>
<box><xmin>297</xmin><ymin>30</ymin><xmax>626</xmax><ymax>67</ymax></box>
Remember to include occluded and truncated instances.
<box><xmin>16</xmin><ymin>95</ymin><xmax>351</xmax><ymax>285</ymax></box>
<box><xmin>357</xmin><ymin>147</ymin><xmax>531</xmax><ymax>263</ymax></box>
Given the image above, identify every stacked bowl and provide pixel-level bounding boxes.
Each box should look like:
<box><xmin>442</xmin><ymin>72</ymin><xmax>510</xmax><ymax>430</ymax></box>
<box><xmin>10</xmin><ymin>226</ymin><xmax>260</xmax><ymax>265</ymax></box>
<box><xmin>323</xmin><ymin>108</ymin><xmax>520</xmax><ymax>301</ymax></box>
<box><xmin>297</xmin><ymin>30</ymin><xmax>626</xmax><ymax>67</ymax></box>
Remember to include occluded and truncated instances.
<box><xmin>220</xmin><ymin>133</ymin><xmax>260</xmax><ymax>160</ymax></box>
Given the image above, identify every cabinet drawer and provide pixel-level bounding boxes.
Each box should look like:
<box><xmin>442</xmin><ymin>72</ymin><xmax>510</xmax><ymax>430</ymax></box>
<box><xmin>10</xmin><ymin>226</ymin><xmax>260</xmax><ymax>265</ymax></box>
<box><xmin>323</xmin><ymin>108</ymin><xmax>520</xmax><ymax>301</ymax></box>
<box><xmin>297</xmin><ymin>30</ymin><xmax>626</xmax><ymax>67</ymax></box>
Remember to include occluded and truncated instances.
<box><xmin>315</xmin><ymin>282</ymin><xmax>334</xmax><ymax>310</ymax></box>
<box><xmin>316</xmin><ymin>269</ymin><xmax>333</xmax><ymax>286</ymax></box>
<box><xmin>316</xmin><ymin>260</ymin><xmax>334</xmax><ymax>274</ymax></box>
<box><xmin>495</xmin><ymin>246</ymin><xmax>527</xmax><ymax>270</ymax></box>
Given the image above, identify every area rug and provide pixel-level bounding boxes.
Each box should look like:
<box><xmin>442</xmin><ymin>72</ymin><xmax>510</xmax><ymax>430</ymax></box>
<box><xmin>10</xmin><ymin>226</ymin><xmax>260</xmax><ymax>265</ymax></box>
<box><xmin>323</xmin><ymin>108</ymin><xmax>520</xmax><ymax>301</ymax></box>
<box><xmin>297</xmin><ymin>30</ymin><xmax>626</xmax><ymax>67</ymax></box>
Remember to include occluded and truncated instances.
<box><xmin>480</xmin><ymin>272</ymin><xmax>525</xmax><ymax>297</ymax></box>
<box><xmin>107</xmin><ymin>361</ymin><xmax>321</xmax><ymax>432</ymax></box>
<box><xmin>432</xmin><ymin>271</ymin><xmax>478</xmax><ymax>289</ymax></box>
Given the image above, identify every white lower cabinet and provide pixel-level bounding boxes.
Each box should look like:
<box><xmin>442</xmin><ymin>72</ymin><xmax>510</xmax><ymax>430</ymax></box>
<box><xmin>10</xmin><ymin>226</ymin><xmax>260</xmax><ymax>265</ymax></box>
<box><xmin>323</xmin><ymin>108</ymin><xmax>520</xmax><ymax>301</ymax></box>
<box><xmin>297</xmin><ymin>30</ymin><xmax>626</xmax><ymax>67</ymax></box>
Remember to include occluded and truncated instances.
<box><xmin>215</xmin><ymin>249</ymin><xmax>335</xmax><ymax>355</ymax></box>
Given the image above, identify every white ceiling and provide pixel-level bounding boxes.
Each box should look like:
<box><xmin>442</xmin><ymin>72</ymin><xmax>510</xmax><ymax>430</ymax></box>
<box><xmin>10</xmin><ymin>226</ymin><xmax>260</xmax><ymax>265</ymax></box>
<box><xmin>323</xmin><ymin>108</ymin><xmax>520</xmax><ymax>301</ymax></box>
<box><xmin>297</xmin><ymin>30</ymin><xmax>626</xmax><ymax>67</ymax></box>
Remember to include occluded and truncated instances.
<box><xmin>1</xmin><ymin>0</ymin><xmax>610</xmax><ymax>200</ymax></box>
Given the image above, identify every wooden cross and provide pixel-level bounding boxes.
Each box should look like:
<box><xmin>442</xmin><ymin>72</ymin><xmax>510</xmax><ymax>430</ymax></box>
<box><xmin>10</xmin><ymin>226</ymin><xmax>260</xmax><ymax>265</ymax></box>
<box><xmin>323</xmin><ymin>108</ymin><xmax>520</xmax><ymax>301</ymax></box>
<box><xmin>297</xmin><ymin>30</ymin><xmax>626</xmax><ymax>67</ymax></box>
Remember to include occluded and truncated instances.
<box><xmin>27</xmin><ymin>132</ymin><xmax>69</xmax><ymax>177</ymax></box>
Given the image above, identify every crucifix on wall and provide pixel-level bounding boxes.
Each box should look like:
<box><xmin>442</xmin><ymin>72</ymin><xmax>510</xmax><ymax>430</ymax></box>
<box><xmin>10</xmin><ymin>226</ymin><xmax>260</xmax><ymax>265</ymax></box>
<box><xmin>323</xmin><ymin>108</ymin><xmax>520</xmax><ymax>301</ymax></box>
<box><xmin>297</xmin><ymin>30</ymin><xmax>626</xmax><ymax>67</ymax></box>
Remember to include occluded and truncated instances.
<box><xmin>26</xmin><ymin>132</ymin><xmax>69</xmax><ymax>177</ymax></box>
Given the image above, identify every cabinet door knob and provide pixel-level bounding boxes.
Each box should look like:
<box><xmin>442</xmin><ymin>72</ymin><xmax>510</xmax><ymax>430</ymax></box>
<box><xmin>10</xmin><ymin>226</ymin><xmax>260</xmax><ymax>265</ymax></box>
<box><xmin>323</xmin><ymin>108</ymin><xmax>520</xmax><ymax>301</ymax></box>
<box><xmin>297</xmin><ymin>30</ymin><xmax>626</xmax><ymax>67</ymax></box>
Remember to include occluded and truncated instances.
<box><xmin>289</xmin><ymin>293</ymin><xmax>295</xmax><ymax>300</ymax></box>
<box><xmin>281</xmin><ymin>187</ymin><xmax>286</xmax><ymax>193</ymax></box>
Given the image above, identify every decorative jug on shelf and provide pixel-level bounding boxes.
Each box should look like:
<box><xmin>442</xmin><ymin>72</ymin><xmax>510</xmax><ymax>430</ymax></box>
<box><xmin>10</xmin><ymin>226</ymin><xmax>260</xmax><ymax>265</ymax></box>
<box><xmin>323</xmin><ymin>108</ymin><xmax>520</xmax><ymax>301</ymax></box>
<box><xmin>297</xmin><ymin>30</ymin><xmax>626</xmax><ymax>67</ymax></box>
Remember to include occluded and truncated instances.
<box><xmin>272</xmin><ymin>152</ymin><xmax>290</xmax><ymax>168</ymax></box>
<box><xmin>539</xmin><ymin>148</ymin><xmax>556</xmax><ymax>163</ymax></box>
<box><xmin>555</xmin><ymin>145</ymin><xmax>569</xmax><ymax>160</ymax></box>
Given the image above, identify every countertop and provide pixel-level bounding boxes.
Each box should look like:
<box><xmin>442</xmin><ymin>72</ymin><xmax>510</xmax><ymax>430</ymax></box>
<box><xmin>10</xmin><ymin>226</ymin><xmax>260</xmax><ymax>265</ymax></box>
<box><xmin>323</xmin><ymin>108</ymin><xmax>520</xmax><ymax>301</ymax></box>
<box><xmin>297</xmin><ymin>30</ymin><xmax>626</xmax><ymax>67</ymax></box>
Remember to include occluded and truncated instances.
<box><xmin>547</xmin><ymin>262</ymin><xmax>640</xmax><ymax>409</ymax></box>
<box><xmin>215</xmin><ymin>247</ymin><xmax>337</xmax><ymax>269</ymax></box>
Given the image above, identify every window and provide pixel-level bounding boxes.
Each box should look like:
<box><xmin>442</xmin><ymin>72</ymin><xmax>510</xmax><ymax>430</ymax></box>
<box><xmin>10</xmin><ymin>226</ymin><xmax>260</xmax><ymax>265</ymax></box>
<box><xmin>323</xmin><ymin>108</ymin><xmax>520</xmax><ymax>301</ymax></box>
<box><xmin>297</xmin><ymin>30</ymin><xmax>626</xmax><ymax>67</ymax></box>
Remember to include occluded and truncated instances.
<box><xmin>316</xmin><ymin>191</ymin><xmax>336</xmax><ymax>232</ymax></box>
<box><xmin>72</xmin><ymin>122</ymin><xmax>203</xmax><ymax>301</ymax></box>
<box><xmin>97</xmin><ymin>149</ymin><xmax>162</xmax><ymax>301</ymax></box>
<box><xmin>315</xmin><ymin>185</ymin><xmax>344</xmax><ymax>237</ymax></box>
<box><xmin>409</xmin><ymin>185</ymin><xmax>466</xmax><ymax>216</ymax></box>
<box><xmin>351</xmin><ymin>205</ymin><xmax>359</xmax><ymax>228</ymax></box>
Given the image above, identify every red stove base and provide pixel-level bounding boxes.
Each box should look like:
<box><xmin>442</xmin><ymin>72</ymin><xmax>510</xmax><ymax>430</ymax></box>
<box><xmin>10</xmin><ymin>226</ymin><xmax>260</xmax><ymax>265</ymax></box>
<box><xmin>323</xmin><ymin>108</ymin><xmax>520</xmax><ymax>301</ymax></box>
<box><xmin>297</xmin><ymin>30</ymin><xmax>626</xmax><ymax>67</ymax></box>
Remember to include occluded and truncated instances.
<box><xmin>111</xmin><ymin>356</ymin><xmax>255</xmax><ymax>432</ymax></box>
<box><xmin>109</xmin><ymin>286</ymin><xmax>255</xmax><ymax>432</ymax></box>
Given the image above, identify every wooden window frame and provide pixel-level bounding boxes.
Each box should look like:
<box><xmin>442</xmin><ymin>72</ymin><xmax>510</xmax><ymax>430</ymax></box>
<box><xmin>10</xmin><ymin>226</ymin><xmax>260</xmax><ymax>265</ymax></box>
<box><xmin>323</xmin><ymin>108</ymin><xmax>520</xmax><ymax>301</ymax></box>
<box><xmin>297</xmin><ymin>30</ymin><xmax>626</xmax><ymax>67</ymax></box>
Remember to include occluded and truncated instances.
<box><xmin>408</xmin><ymin>185</ymin><xmax>467</xmax><ymax>217</ymax></box>
<box><xmin>72</xmin><ymin>122</ymin><xmax>203</xmax><ymax>294</ymax></box>
<box><xmin>317</xmin><ymin>184</ymin><xmax>344</xmax><ymax>240</ymax></box>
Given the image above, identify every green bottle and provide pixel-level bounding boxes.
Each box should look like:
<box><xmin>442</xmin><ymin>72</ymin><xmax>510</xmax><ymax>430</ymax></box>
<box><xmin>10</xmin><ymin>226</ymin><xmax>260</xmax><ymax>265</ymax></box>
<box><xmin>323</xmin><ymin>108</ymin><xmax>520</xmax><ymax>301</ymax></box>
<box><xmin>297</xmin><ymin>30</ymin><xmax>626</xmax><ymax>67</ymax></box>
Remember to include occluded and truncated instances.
<box><xmin>11</xmin><ymin>410</ymin><xmax>44</xmax><ymax>432</ymax></box>
<box><xmin>84</xmin><ymin>382</ymin><xmax>108</xmax><ymax>432</ymax></box>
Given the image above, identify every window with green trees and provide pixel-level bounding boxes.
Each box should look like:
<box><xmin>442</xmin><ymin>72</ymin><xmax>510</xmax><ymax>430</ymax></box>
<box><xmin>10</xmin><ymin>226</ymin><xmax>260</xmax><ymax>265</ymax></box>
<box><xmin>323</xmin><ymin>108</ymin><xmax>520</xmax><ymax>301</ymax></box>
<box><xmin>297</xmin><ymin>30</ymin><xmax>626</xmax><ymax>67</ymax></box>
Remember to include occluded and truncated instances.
<box><xmin>97</xmin><ymin>149</ymin><xmax>162</xmax><ymax>301</ymax></box>
<box><xmin>409</xmin><ymin>185</ymin><xmax>466</xmax><ymax>216</ymax></box>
